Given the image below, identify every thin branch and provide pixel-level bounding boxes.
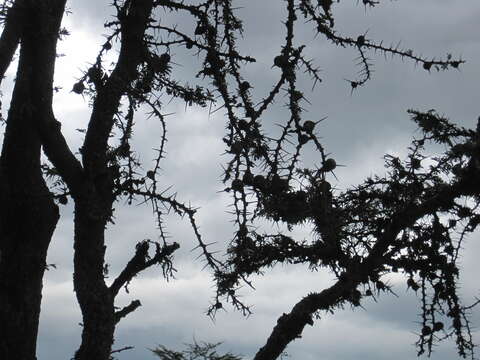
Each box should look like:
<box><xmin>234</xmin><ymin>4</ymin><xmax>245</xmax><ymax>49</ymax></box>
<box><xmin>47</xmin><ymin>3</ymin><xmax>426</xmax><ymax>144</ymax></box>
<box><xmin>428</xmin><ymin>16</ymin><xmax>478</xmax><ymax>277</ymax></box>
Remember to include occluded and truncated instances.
<box><xmin>114</xmin><ymin>300</ymin><xmax>141</xmax><ymax>324</ymax></box>
<box><xmin>109</xmin><ymin>241</ymin><xmax>179</xmax><ymax>297</ymax></box>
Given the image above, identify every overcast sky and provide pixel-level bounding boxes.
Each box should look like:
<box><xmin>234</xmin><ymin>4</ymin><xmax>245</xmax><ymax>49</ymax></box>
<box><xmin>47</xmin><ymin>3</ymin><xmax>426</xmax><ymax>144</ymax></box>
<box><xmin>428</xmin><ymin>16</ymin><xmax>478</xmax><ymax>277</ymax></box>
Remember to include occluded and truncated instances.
<box><xmin>2</xmin><ymin>1</ymin><xmax>480</xmax><ymax>359</ymax></box>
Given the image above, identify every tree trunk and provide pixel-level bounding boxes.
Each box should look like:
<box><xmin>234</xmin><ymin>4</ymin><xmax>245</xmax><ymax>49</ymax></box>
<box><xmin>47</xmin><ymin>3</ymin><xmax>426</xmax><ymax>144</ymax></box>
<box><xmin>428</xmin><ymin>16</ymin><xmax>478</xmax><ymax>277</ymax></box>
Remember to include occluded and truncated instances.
<box><xmin>73</xmin><ymin>202</ymin><xmax>115</xmax><ymax>360</ymax></box>
<box><xmin>72</xmin><ymin>2</ymin><xmax>155</xmax><ymax>357</ymax></box>
<box><xmin>0</xmin><ymin>169</ymin><xmax>58</xmax><ymax>360</ymax></box>
<box><xmin>0</xmin><ymin>1</ymin><xmax>65</xmax><ymax>359</ymax></box>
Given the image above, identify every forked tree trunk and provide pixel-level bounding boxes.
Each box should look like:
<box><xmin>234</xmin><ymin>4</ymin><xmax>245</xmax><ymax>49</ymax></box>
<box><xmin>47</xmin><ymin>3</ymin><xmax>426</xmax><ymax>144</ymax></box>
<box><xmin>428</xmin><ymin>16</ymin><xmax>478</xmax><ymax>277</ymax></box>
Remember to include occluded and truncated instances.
<box><xmin>72</xmin><ymin>1</ymin><xmax>155</xmax><ymax>358</ymax></box>
<box><xmin>0</xmin><ymin>56</ymin><xmax>59</xmax><ymax>360</ymax></box>
<box><xmin>0</xmin><ymin>1</ymin><xmax>66</xmax><ymax>359</ymax></box>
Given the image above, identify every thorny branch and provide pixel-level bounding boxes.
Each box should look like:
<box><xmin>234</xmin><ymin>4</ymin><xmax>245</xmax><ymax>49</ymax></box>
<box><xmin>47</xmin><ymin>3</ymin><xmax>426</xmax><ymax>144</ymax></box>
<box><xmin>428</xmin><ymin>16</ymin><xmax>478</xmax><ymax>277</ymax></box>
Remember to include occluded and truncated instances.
<box><xmin>110</xmin><ymin>240</ymin><xmax>179</xmax><ymax>297</ymax></box>
<box><xmin>34</xmin><ymin>0</ymin><xmax>477</xmax><ymax>358</ymax></box>
<box><xmin>114</xmin><ymin>300</ymin><xmax>142</xmax><ymax>324</ymax></box>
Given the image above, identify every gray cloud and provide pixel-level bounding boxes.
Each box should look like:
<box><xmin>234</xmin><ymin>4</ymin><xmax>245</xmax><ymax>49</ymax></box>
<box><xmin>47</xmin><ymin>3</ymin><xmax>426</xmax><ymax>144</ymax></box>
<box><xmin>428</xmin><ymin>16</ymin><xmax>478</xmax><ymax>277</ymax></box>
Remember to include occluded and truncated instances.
<box><xmin>2</xmin><ymin>0</ymin><xmax>476</xmax><ymax>359</ymax></box>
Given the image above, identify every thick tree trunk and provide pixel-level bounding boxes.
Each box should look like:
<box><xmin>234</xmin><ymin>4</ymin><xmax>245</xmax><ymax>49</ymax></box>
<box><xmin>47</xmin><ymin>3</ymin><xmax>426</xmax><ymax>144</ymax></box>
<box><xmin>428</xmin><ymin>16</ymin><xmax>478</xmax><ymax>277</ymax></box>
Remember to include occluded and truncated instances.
<box><xmin>0</xmin><ymin>1</ymin><xmax>65</xmax><ymax>359</ymax></box>
<box><xmin>0</xmin><ymin>0</ymin><xmax>23</xmax><ymax>86</ymax></box>
<box><xmin>73</xmin><ymin>203</ymin><xmax>115</xmax><ymax>360</ymax></box>
<box><xmin>0</xmin><ymin>170</ymin><xmax>58</xmax><ymax>360</ymax></box>
<box><xmin>0</xmin><ymin>44</ymin><xmax>58</xmax><ymax>360</ymax></box>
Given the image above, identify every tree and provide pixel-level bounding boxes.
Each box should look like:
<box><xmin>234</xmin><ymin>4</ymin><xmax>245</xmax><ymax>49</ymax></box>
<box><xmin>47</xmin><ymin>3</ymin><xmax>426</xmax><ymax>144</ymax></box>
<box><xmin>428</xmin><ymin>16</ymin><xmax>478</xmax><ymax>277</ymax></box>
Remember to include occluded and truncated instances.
<box><xmin>0</xmin><ymin>2</ymin><xmax>64</xmax><ymax>359</ymax></box>
<box><xmin>0</xmin><ymin>1</ymin><xmax>478</xmax><ymax>360</ymax></box>
<box><xmin>151</xmin><ymin>342</ymin><xmax>242</xmax><ymax>360</ymax></box>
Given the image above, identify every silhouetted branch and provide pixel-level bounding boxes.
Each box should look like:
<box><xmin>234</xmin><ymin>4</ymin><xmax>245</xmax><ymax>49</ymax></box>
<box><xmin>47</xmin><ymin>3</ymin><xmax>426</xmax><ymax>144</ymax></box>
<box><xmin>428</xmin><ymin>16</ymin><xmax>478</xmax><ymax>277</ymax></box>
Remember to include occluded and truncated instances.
<box><xmin>114</xmin><ymin>300</ymin><xmax>141</xmax><ymax>324</ymax></box>
<box><xmin>38</xmin><ymin>116</ymin><xmax>86</xmax><ymax>198</ymax></box>
<box><xmin>82</xmin><ymin>0</ymin><xmax>154</xmax><ymax>179</ymax></box>
<box><xmin>254</xmin><ymin>278</ymin><xmax>358</xmax><ymax>360</ymax></box>
<box><xmin>110</xmin><ymin>241</ymin><xmax>179</xmax><ymax>297</ymax></box>
<box><xmin>0</xmin><ymin>0</ymin><xmax>22</xmax><ymax>85</ymax></box>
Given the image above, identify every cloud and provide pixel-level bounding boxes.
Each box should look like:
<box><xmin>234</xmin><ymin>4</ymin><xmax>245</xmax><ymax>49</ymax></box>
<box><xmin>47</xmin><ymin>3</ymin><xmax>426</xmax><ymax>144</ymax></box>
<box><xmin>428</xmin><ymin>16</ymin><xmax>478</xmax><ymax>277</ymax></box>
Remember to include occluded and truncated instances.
<box><xmin>2</xmin><ymin>0</ymin><xmax>475</xmax><ymax>359</ymax></box>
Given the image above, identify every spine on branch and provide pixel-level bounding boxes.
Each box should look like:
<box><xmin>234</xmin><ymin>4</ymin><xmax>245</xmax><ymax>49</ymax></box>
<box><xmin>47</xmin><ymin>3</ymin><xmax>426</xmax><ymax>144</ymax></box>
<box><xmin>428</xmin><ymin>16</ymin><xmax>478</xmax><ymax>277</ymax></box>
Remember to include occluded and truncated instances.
<box><xmin>73</xmin><ymin>1</ymin><xmax>156</xmax><ymax>359</ymax></box>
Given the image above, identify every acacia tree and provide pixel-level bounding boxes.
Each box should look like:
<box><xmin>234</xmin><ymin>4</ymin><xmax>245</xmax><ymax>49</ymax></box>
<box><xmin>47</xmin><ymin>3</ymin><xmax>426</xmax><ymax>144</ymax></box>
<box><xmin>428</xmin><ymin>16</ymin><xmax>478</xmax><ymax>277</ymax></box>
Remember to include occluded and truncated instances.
<box><xmin>0</xmin><ymin>1</ymin><xmax>478</xmax><ymax>360</ymax></box>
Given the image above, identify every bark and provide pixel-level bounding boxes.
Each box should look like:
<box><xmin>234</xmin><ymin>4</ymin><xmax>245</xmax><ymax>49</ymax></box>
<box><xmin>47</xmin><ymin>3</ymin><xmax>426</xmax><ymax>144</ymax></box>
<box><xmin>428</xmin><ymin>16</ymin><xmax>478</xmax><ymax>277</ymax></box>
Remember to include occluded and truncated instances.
<box><xmin>71</xmin><ymin>1</ymin><xmax>155</xmax><ymax>359</ymax></box>
<box><xmin>254</xmin><ymin>280</ymin><xmax>359</xmax><ymax>360</ymax></box>
<box><xmin>0</xmin><ymin>0</ymin><xmax>23</xmax><ymax>85</ymax></box>
<box><xmin>19</xmin><ymin>0</ymin><xmax>156</xmax><ymax>356</ymax></box>
<box><xmin>83</xmin><ymin>0</ymin><xmax>154</xmax><ymax>179</ymax></box>
<box><xmin>73</xmin><ymin>204</ymin><xmax>115</xmax><ymax>360</ymax></box>
<box><xmin>0</xmin><ymin>1</ymin><xmax>65</xmax><ymax>359</ymax></box>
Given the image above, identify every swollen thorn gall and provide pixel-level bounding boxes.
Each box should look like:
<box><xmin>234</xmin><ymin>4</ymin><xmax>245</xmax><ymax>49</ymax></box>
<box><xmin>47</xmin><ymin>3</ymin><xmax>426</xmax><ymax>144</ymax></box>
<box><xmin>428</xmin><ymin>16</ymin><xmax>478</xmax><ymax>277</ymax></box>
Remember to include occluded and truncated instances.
<box><xmin>231</xmin><ymin>179</ymin><xmax>244</xmax><ymax>191</ymax></box>
<box><xmin>238</xmin><ymin>119</ymin><xmax>249</xmax><ymax>131</ymax></box>
<box><xmin>321</xmin><ymin>158</ymin><xmax>337</xmax><ymax>172</ymax></box>
<box><xmin>303</xmin><ymin>120</ymin><xmax>316</xmax><ymax>133</ymax></box>
<box><xmin>423</xmin><ymin>62</ymin><xmax>432</xmax><ymax>71</ymax></box>
<box><xmin>239</xmin><ymin>81</ymin><xmax>250</xmax><ymax>92</ymax></box>
<box><xmin>433</xmin><ymin>322</ymin><xmax>444</xmax><ymax>332</ymax></box>
<box><xmin>273</xmin><ymin>55</ymin><xmax>289</xmax><ymax>68</ymax></box>
<box><xmin>146</xmin><ymin>170</ymin><xmax>155</xmax><ymax>180</ymax></box>
<box><xmin>421</xmin><ymin>325</ymin><xmax>432</xmax><ymax>336</ymax></box>
<box><xmin>356</xmin><ymin>35</ymin><xmax>365</xmax><ymax>46</ymax></box>
<box><xmin>72</xmin><ymin>81</ymin><xmax>85</xmax><ymax>94</ymax></box>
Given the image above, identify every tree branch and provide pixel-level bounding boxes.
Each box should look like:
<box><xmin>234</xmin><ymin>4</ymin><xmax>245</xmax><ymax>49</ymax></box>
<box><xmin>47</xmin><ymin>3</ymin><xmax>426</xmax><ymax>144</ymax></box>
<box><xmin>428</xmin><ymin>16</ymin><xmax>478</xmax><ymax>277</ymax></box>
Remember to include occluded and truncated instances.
<box><xmin>82</xmin><ymin>0</ymin><xmax>154</xmax><ymax>179</ymax></box>
<box><xmin>110</xmin><ymin>345</ymin><xmax>134</xmax><ymax>354</ymax></box>
<box><xmin>6</xmin><ymin>0</ymin><xmax>87</xmax><ymax>197</ymax></box>
<box><xmin>254</xmin><ymin>278</ymin><xmax>357</xmax><ymax>360</ymax></box>
<box><xmin>114</xmin><ymin>300</ymin><xmax>141</xmax><ymax>324</ymax></box>
<box><xmin>0</xmin><ymin>0</ymin><xmax>23</xmax><ymax>86</ymax></box>
<box><xmin>109</xmin><ymin>241</ymin><xmax>179</xmax><ymax>297</ymax></box>
<box><xmin>254</xmin><ymin>173</ymin><xmax>480</xmax><ymax>360</ymax></box>
<box><xmin>37</xmin><ymin>117</ymin><xmax>86</xmax><ymax>198</ymax></box>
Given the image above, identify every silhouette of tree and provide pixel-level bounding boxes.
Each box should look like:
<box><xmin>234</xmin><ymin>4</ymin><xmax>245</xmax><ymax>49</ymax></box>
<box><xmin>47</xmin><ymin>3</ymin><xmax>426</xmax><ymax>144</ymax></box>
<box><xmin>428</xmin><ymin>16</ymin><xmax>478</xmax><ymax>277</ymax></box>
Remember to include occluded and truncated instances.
<box><xmin>151</xmin><ymin>342</ymin><xmax>242</xmax><ymax>360</ymax></box>
<box><xmin>0</xmin><ymin>1</ymin><xmax>477</xmax><ymax>360</ymax></box>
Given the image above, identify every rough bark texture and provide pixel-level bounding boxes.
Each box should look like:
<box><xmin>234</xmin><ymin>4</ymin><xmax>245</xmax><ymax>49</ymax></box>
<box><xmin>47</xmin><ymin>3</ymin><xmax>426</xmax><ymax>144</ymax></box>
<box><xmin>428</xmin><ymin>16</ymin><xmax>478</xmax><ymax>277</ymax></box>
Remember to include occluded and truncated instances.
<box><xmin>1</xmin><ymin>0</ymin><xmax>158</xmax><ymax>357</ymax></box>
<box><xmin>72</xmin><ymin>205</ymin><xmax>115</xmax><ymax>360</ymax></box>
<box><xmin>0</xmin><ymin>1</ymin><xmax>65</xmax><ymax>359</ymax></box>
<box><xmin>0</xmin><ymin>0</ymin><xmax>22</xmax><ymax>85</ymax></box>
<box><xmin>72</xmin><ymin>1</ymin><xmax>154</xmax><ymax>359</ymax></box>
